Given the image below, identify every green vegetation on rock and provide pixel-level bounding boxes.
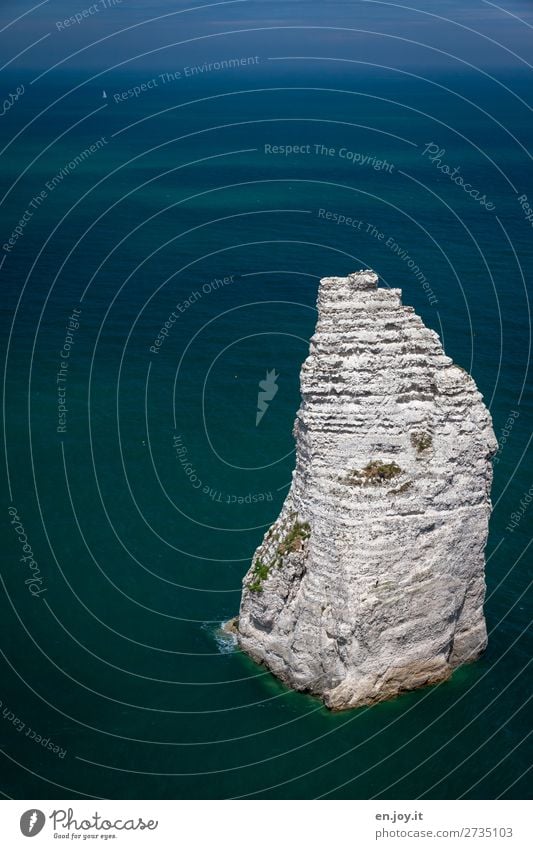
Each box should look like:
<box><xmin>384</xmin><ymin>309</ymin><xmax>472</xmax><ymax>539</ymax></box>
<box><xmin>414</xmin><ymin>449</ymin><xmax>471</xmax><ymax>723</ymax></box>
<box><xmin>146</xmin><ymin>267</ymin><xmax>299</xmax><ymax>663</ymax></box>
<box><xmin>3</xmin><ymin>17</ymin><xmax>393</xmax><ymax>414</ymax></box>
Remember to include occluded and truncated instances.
<box><xmin>248</xmin><ymin>520</ymin><xmax>311</xmax><ymax>591</ymax></box>
<box><xmin>248</xmin><ymin>559</ymin><xmax>270</xmax><ymax>593</ymax></box>
<box><xmin>277</xmin><ymin>520</ymin><xmax>311</xmax><ymax>556</ymax></box>
<box><xmin>343</xmin><ymin>461</ymin><xmax>402</xmax><ymax>485</ymax></box>
<box><xmin>411</xmin><ymin>432</ymin><xmax>432</xmax><ymax>452</ymax></box>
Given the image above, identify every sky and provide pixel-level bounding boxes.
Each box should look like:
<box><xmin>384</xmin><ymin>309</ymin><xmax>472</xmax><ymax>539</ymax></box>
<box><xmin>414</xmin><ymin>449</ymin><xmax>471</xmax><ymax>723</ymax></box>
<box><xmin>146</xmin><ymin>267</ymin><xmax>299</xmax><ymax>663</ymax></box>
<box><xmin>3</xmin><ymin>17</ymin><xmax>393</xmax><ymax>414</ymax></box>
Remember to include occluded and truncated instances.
<box><xmin>1</xmin><ymin>0</ymin><xmax>532</xmax><ymax>77</ymax></box>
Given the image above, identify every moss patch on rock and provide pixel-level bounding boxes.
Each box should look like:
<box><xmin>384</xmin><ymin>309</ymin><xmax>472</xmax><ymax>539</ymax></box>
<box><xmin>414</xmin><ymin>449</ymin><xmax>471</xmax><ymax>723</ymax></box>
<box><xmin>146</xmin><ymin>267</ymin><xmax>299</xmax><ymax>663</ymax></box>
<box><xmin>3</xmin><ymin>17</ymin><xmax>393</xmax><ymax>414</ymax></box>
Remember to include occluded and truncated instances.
<box><xmin>248</xmin><ymin>520</ymin><xmax>311</xmax><ymax>590</ymax></box>
<box><xmin>277</xmin><ymin>520</ymin><xmax>311</xmax><ymax>556</ymax></box>
<box><xmin>411</xmin><ymin>432</ymin><xmax>432</xmax><ymax>453</ymax></box>
<box><xmin>248</xmin><ymin>559</ymin><xmax>270</xmax><ymax>593</ymax></box>
<box><xmin>343</xmin><ymin>461</ymin><xmax>402</xmax><ymax>486</ymax></box>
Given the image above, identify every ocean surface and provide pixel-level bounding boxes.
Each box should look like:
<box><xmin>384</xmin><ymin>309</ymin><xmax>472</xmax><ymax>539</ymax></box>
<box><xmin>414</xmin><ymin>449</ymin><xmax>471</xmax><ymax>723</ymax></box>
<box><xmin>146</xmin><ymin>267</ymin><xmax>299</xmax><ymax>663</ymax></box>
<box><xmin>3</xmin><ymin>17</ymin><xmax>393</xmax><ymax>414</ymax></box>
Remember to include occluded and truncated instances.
<box><xmin>1</xmin><ymin>62</ymin><xmax>532</xmax><ymax>799</ymax></box>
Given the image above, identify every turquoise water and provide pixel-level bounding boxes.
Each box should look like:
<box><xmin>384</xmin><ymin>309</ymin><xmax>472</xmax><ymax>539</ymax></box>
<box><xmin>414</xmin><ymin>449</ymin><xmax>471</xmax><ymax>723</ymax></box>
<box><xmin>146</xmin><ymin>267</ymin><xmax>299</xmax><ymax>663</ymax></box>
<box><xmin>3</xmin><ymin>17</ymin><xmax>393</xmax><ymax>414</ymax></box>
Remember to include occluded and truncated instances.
<box><xmin>1</xmin><ymin>64</ymin><xmax>532</xmax><ymax>799</ymax></box>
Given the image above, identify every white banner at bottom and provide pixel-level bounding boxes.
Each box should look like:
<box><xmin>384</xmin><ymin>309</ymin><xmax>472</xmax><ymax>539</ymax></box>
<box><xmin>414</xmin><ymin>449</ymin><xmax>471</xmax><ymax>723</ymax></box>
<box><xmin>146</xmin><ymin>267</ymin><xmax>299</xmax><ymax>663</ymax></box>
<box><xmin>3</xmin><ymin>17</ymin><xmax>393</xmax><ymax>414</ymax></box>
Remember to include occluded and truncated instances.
<box><xmin>0</xmin><ymin>799</ymin><xmax>528</xmax><ymax>848</ymax></box>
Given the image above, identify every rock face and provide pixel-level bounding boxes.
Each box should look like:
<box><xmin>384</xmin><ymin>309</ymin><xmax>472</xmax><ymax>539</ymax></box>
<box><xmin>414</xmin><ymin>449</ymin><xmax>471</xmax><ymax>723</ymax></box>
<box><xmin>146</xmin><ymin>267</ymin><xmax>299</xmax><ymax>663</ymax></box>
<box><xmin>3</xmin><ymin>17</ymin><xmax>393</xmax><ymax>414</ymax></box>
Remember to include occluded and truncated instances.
<box><xmin>237</xmin><ymin>270</ymin><xmax>497</xmax><ymax>710</ymax></box>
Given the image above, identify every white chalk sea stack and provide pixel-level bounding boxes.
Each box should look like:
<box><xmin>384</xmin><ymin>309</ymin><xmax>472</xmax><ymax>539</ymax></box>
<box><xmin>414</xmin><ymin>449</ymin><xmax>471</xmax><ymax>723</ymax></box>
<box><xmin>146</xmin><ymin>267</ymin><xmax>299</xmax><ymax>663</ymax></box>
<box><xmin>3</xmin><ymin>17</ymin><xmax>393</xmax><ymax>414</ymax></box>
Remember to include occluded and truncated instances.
<box><xmin>237</xmin><ymin>270</ymin><xmax>497</xmax><ymax>710</ymax></box>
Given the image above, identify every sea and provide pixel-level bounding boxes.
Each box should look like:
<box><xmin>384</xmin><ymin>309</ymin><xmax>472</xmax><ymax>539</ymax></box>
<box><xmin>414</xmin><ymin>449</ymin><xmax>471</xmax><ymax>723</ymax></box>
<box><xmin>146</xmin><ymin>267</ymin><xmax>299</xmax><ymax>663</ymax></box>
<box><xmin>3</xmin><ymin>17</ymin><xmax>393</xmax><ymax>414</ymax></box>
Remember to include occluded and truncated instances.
<box><xmin>1</xmin><ymin>61</ymin><xmax>531</xmax><ymax>799</ymax></box>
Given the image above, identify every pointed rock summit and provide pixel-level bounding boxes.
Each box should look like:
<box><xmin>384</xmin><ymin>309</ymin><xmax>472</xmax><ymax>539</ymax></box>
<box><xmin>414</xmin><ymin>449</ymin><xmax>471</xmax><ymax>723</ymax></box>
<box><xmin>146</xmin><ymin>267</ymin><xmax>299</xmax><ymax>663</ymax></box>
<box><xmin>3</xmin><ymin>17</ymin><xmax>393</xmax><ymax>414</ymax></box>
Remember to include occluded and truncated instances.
<box><xmin>237</xmin><ymin>270</ymin><xmax>497</xmax><ymax>710</ymax></box>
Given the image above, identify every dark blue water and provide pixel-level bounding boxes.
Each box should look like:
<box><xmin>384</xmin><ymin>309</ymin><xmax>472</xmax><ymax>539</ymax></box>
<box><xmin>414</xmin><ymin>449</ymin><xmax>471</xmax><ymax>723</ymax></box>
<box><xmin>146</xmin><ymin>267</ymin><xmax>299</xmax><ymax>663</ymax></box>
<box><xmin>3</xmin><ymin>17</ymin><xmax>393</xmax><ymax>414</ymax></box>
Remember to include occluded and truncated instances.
<box><xmin>1</xmin><ymin>58</ymin><xmax>531</xmax><ymax>799</ymax></box>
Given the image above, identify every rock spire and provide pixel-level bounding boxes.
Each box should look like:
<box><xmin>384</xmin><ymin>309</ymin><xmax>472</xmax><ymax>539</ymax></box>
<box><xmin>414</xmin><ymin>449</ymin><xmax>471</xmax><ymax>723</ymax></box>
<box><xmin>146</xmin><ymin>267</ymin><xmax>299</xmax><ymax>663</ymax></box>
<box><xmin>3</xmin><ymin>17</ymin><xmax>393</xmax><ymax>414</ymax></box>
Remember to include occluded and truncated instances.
<box><xmin>237</xmin><ymin>270</ymin><xmax>497</xmax><ymax>710</ymax></box>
